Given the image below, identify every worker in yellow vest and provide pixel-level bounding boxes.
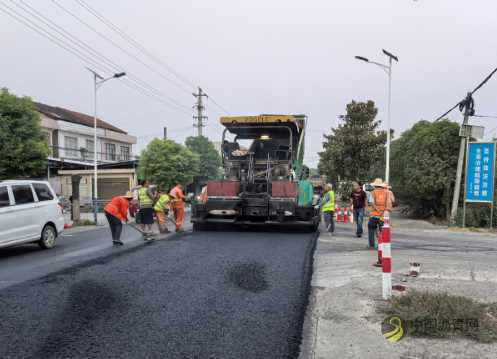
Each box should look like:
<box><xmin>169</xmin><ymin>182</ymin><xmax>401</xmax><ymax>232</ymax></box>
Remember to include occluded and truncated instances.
<box><xmin>154</xmin><ymin>192</ymin><xmax>174</xmax><ymax>233</ymax></box>
<box><xmin>320</xmin><ymin>183</ymin><xmax>335</xmax><ymax>235</ymax></box>
<box><xmin>138</xmin><ymin>180</ymin><xmax>157</xmax><ymax>237</ymax></box>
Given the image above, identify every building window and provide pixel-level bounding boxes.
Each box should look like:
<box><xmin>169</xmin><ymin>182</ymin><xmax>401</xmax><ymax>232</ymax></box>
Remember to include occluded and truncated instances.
<box><xmin>120</xmin><ymin>146</ymin><xmax>130</xmax><ymax>161</ymax></box>
<box><xmin>106</xmin><ymin>143</ymin><xmax>116</xmax><ymax>161</ymax></box>
<box><xmin>65</xmin><ymin>136</ymin><xmax>78</xmax><ymax>158</ymax></box>
<box><xmin>86</xmin><ymin>139</ymin><xmax>94</xmax><ymax>160</ymax></box>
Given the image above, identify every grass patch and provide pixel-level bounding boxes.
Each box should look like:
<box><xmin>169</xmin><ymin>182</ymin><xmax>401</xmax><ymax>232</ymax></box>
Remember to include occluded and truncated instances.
<box><xmin>379</xmin><ymin>290</ymin><xmax>497</xmax><ymax>343</ymax></box>
<box><xmin>72</xmin><ymin>219</ymin><xmax>96</xmax><ymax>227</ymax></box>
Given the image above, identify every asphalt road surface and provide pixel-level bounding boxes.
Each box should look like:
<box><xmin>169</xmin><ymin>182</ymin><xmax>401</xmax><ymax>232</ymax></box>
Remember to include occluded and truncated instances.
<box><xmin>0</xmin><ymin>225</ymin><xmax>144</xmax><ymax>289</ymax></box>
<box><xmin>0</xmin><ymin>228</ymin><xmax>317</xmax><ymax>359</ymax></box>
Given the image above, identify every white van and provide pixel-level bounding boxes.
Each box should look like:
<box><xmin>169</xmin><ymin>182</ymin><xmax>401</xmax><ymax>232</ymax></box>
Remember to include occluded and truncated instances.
<box><xmin>0</xmin><ymin>180</ymin><xmax>65</xmax><ymax>249</ymax></box>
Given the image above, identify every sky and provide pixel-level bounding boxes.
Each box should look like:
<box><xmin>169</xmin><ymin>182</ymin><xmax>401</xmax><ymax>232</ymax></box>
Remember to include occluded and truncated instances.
<box><xmin>1</xmin><ymin>0</ymin><xmax>497</xmax><ymax>168</ymax></box>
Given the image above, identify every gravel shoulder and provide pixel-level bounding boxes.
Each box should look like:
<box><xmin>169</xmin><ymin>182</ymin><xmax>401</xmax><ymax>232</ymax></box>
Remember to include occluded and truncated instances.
<box><xmin>299</xmin><ymin>221</ymin><xmax>497</xmax><ymax>359</ymax></box>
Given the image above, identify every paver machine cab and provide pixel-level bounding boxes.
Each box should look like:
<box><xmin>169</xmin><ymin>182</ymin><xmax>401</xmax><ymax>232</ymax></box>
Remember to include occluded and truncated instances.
<box><xmin>191</xmin><ymin>114</ymin><xmax>320</xmax><ymax>230</ymax></box>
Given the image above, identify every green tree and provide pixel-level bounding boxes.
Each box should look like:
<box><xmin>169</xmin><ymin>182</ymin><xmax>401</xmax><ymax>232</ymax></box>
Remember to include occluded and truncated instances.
<box><xmin>0</xmin><ymin>89</ymin><xmax>49</xmax><ymax>179</ymax></box>
<box><xmin>138</xmin><ymin>139</ymin><xmax>199</xmax><ymax>191</ymax></box>
<box><xmin>185</xmin><ymin>136</ymin><xmax>221</xmax><ymax>180</ymax></box>
<box><xmin>318</xmin><ymin>100</ymin><xmax>386</xmax><ymax>184</ymax></box>
<box><xmin>391</xmin><ymin>119</ymin><xmax>460</xmax><ymax>219</ymax></box>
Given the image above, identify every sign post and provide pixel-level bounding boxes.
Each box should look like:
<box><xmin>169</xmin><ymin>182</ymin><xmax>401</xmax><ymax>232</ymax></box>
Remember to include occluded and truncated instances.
<box><xmin>464</xmin><ymin>142</ymin><xmax>495</xmax><ymax>228</ymax></box>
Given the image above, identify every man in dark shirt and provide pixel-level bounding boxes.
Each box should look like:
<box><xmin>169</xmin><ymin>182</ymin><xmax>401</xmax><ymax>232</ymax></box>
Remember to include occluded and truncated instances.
<box><xmin>350</xmin><ymin>182</ymin><xmax>367</xmax><ymax>237</ymax></box>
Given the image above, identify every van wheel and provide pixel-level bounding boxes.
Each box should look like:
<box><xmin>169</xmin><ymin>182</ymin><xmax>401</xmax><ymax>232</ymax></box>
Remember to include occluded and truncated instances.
<box><xmin>39</xmin><ymin>225</ymin><xmax>57</xmax><ymax>249</ymax></box>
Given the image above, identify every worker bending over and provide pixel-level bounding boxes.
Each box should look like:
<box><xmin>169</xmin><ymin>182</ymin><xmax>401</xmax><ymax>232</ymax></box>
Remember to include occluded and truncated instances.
<box><xmin>154</xmin><ymin>191</ymin><xmax>174</xmax><ymax>233</ymax></box>
<box><xmin>104</xmin><ymin>191</ymin><xmax>133</xmax><ymax>245</ymax></box>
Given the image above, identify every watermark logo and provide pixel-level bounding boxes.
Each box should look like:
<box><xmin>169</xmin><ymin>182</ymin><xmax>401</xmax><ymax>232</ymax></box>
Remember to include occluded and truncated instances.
<box><xmin>381</xmin><ymin>315</ymin><xmax>405</xmax><ymax>343</ymax></box>
<box><xmin>381</xmin><ymin>315</ymin><xmax>480</xmax><ymax>343</ymax></box>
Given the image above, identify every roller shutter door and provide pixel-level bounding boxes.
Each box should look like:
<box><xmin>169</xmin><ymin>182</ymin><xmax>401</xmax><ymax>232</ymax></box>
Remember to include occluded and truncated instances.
<box><xmin>98</xmin><ymin>178</ymin><xmax>129</xmax><ymax>201</ymax></box>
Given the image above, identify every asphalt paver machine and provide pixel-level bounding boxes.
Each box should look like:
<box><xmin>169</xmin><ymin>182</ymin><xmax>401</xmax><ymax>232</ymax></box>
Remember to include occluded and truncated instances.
<box><xmin>191</xmin><ymin>114</ymin><xmax>320</xmax><ymax>231</ymax></box>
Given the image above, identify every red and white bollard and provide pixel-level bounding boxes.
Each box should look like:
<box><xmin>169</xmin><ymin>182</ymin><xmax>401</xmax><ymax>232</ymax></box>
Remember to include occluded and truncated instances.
<box><xmin>374</xmin><ymin>230</ymin><xmax>383</xmax><ymax>267</ymax></box>
<box><xmin>337</xmin><ymin>207</ymin><xmax>343</xmax><ymax>222</ymax></box>
<box><xmin>382</xmin><ymin>214</ymin><xmax>392</xmax><ymax>299</ymax></box>
<box><xmin>343</xmin><ymin>208</ymin><xmax>349</xmax><ymax>223</ymax></box>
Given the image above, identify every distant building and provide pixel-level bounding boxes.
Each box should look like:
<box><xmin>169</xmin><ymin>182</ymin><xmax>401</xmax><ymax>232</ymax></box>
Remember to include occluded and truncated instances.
<box><xmin>34</xmin><ymin>102</ymin><xmax>138</xmax><ymax>203</ymax></box>
<box><xmin>36</xmin><ymin>102</ymin><xmax>136</xmax><ymax>164</ymax></box>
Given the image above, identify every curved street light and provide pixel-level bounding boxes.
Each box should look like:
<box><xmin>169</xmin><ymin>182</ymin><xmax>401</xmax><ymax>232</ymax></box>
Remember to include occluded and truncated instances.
<box><xmin>354</xmin><ymin>49</ymin><xmax>398</xmax><ymax>184</ymax></box>
<box><xmin>86</xmin><ymin>68</ymin><xmax>127</xmax><ymax>223</ymax></box>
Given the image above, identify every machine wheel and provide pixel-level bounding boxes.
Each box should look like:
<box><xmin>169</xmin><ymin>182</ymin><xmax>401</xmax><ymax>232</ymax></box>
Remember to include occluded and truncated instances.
<box><xmin>39</xmin><ymin>224</ymin><xmax>57</xmax><ymax>249</ymax></box>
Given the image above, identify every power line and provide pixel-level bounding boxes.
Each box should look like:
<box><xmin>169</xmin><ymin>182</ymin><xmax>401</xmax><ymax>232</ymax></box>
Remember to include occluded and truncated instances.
<box><xmin>1</xmin><ymin>0</ymin><xmax>190</xmax><ymax>115</ymax></box>
<box><xmin>74</xmin><ymin>0</ymin><xmax>231</xmax><ymax>116</ymax></box>
<box><xmin>51</xmin><ymin>0</ymin><xmax>193</xmax><ymax>96</ymax></box>
<box><xmin>208</xmin><ymin>95</ymin><xmax>231</xmax><ymax>115</ymax></box>
<box><xmin>15</xmin><ymin>0</ymin><xmax>190</xmax><ymax>113</ymax></box>
<box><xmin>74</xmin><ymin>0</ymin><xmax>196</xmax><ymax>90</ymax></box>
<box><xmin>435</xmin><ymin>66</ymin><xmax>497</xmax><ymax>121</ymax></box>
<box><xmin>473</xmin><ymin>114</ymin><xmax>497</xmax><ymax>119</ymax></box>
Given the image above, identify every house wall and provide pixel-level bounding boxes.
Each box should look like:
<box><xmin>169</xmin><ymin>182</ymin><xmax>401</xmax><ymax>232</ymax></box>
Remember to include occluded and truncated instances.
<box><xmin>58</xmin><ymin>169</ymin><xmax>137</xmax><ymax>204</ymax></box>
<box><xmin>39</xmin><ymin>114</ymin><xmax>137</xmax><ymax>162</ymax></box>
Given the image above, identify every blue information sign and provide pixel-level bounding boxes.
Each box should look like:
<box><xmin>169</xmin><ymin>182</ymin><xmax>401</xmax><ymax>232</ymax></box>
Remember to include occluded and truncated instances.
<box><xmin>465</xmin><ymin>142</ymin><xmax>495</xmax><ymax>202</ymax></box>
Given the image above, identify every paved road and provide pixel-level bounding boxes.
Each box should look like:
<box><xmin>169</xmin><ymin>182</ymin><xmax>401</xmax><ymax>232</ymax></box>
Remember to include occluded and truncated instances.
<box><xmin>0</xmin><ymin>225</ymin><xmax>144</xmax><ymax>289</ymax></box>
<box><xmin>0</xmin><ymin>228</ymin><xmax>317</xmax><ymax>359</ymax></box>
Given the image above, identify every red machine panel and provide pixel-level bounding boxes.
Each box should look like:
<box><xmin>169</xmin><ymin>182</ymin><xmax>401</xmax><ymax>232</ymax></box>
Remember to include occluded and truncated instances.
<box><xmin>207</xmin><ymin>180</ymin><xmax>240</xmax><ymax>197</ymax></box>
<box><xmin>271</xmin><ymin>180</ymin><xmax>297</xmax><ymax>198</ymax></box>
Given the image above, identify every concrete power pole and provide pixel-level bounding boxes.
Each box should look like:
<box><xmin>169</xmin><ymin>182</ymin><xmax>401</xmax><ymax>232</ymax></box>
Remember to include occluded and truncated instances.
<box><xmin>449</xmin><ymin>92</ymin><xmax>474</xmax><ymax>225</ymax></box>
<box><xmin>193</xmin><ymin>87</ymin><xmax>208</xmax><ymax>137</ymax></box>
<box><xmin>163</xmin><ymin>127</ymin><xmax>167</xmax><ymax>140</ymax></box>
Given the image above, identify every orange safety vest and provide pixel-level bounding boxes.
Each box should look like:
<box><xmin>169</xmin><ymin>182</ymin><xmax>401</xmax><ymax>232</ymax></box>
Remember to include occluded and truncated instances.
<box><xmin>370</xmin><ymin>188</ymin><xmax>390</xmax><ymax>217</ymax></box>
<box><xmin>169</xmin><ymin>185</ymin><xmax>184</xmax><ymax>208</ymax></box>
<box><xmin>104</xmin><ymin>196</ymin><xmax>129</xmax><ymax>222</ymax></box>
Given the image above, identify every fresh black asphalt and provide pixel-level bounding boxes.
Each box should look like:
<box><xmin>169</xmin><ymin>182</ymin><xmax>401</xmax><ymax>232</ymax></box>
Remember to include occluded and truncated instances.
<box><xmin>0</xmin><ymin>225</ymin><xmax>144</xmax><ymax>289</ymax></box>
<box><xmin>0</xmin><ymin>228</ymin><xmax>317</xmax><ymax>359</ymax></box>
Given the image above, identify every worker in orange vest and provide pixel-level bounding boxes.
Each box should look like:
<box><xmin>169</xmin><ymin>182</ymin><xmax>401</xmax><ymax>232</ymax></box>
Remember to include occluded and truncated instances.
<box><xmin>104</xmin><ymin>191</ymin><xmax>133</xmax><ymax>245</ymax></box>
<box><xmin>169</xmin><ymin>182</ymin><xmax>185</xmax><ymax>232</ymax></box>
<box><xmin>367</xmin><ymin>178</ymin><xmax>393</xmax><ymax>249</ymax></box>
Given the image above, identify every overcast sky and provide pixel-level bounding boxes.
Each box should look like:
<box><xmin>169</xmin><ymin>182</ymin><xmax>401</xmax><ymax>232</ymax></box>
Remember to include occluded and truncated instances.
<box><xmin>1</xmin><ymin>0</ymin><xmax>497</xmax><ymax>167</ymax></box>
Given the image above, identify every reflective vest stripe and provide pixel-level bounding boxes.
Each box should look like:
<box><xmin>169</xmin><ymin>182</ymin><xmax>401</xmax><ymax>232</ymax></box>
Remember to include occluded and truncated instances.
<box><xmin>154</xmin><ymin>194</ymin><xmax>170</xmax><ymax>212</ymax></box>
<box><xmin>322</xmin><ymin>191</ymin><xmax>335</xmax><ymax>212</ymax></box>
<box><xmin>138</xmin><ymin>187</ymin><xmax>152</xmax><ymax>207</ymax></box>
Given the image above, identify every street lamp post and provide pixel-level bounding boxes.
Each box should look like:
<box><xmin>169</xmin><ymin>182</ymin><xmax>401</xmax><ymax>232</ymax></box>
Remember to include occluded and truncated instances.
<box><xmin>355</xmin><ymin>50</ymin><xmax>398</xmax><ymax>184</ymax></box>
<box><xmin>87</xmin><ymin>68</ymin><xmax>126</xmax><ymax>224</ymax></box>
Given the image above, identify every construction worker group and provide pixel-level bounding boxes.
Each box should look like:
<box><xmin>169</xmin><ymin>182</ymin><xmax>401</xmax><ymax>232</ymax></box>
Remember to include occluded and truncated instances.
<box><xmin>104</xmin><ymin>179</ymin><xmax>186</xmax><ymax>245</ymax></box>
<box><xmin>320</xmin><ymin>178</ymin><xmax>394</xmax><ymax>248</ymax></box>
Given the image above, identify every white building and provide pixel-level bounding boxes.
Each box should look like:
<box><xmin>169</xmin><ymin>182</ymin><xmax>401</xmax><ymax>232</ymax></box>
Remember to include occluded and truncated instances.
<box><xmin>36</xmin><ymin>102</ymin><xmax>136</xmax><ymax>163</ymax></box>
<box><xmin>35</xmin><ymin>102</ymin><xmax>138</xmax><ymax>202</ymax></box>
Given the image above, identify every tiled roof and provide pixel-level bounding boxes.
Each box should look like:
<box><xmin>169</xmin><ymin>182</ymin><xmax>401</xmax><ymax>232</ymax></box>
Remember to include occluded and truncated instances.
<box><xmin>34</xmin><ymin>102</ymin><xmax>127</xmax><ymax>134</ymax></box>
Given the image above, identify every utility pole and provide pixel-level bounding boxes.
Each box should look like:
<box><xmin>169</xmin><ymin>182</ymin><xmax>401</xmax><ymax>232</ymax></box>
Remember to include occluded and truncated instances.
<box><xmin>450</xmin><ymin>92</ymin><xmax>474</xmax><ymax>225</ymax></box>
<box><xmin>193</xmin><ymin>87</ymin><xmax>208</xmax><ymax>137</ymax></box>
<box><xmin>163</xmin><ymin>126</ymin><xmax>167</xmax><ymax>140</ymax></box>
